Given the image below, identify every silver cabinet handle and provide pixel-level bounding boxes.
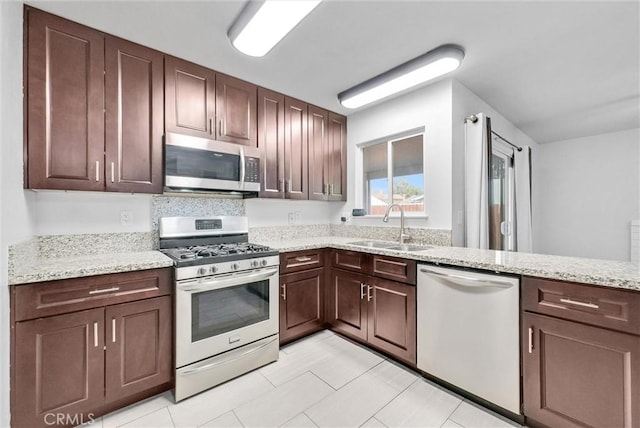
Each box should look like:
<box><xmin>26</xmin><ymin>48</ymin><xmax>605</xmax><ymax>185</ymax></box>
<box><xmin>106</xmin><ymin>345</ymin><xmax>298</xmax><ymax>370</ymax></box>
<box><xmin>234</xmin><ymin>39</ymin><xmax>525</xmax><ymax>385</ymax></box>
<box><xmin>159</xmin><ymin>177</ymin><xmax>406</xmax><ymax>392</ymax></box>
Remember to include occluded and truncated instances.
<box><xmin>95</xmin><ymin>161</ymin><xmax>100</xmax><ymax>182</ymax></box>
<box><xmin>219</xmin><ymin>119</ymin><xmax>223</xmax><ymax>135</ymax></box>
<box><xmin>223</xmin><ymin>119</ymin><xmax>227</xmax><ymax>135</ymax></box>
<box><xmin>360</xmin><ymin>283</ymin><xmax>367</xmax><ymax>300</ymax></box>
<box><xmin>111</xmin><ymin>162</ymin><xmax>115</xmax><ymax>183</ymax></box>
<box><xmin>528</xmin><ymin>327</ymin><xmax>534</xmax><ymax>354</ymax></box>
<box><xmin>295</xmin><ymin>256</ymin><xmax>312</xmax><ymax>262</ymax></box>
<box><xmin>93</xmin><ymin>322</ymin><xmax>99</xmax><ymax>348</ymax></box>
<box><xmin>281</xmin><ymin>283</ymin><xmax>286</xmax><ymax>300</ymax></box>
<box><xmin>330</xmin><ymin>183</ymin><xmax>334</xmax><ymax>196</ymax></box>
<box><xmin>560</xmin><ymin>298</ymin><xmax>599</xmax><ymax>309</ymax></box>
<box><xmin>112</xmin><ymin>318</ymin><xmax>116</xmax><ymax>343</ymax></box>
<box><xmin>89</xmin><ymin>286</ymin><xmax>120</xmax><ymax>295</ymax></box>
<box><xmin>209</xmin><ymin>117</ymin><xmax>214</xmax><ymax>134</ymax></box>
<box><xmin>367</xmin><ymin>285</ymin><xmax>373</xmax><ymax>302</ymax></box>
<box><xmin>419</xmin><ymin>267</ymin><xmax>514</xmax><ymax>289</ymax></box>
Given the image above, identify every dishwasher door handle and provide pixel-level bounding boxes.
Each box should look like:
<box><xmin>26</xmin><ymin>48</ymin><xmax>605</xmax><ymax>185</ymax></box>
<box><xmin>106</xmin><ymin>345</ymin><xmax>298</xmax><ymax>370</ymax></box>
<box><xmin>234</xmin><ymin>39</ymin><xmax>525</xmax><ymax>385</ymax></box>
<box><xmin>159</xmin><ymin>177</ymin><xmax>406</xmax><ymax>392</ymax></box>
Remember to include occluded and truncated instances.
<box><xmin>419</xmin><ymin>267</ymin><xmax>514</xmax><ymax>289</ymax></box>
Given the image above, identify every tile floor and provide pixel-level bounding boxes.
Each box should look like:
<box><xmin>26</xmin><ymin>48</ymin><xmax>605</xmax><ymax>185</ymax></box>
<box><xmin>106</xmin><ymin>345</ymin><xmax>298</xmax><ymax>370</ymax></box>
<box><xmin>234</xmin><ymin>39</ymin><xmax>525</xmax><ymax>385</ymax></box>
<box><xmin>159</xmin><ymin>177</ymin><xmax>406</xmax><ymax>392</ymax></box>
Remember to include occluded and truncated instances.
<box><xmin>89</xmin><ymin>331</ymin><xmax>521</xmax><ymax>428</ymax></box>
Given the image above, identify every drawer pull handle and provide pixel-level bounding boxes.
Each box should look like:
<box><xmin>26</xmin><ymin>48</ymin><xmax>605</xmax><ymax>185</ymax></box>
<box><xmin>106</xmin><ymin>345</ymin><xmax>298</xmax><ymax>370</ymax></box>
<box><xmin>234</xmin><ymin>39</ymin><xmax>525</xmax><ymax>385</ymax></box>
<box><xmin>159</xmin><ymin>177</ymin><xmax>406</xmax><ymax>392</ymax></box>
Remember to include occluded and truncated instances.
<box><xmin>367</xmin><ymin>285</ymin><xmax>373</xmax><ymax>302</ymax></box>
<box><xmin>528</xmin><ymin>327</ymin><xmax>534</xmax><ymax>354</ymax></box>
<box><xmin>89</xmin><ymin>286</ymin><xmax>120</xmax><ymax>295</ymax></box>
<box><xmin>95</xmin><ymin>161</ymin><xmax>100</xmax><ymax>182</ymax></box>
<box><xmin>295</xmin><ymin>256</ymin><xmax>312</xmax><ymax>262</ymax></box>
<box><xmin>112</xmin><ymin>318</ymin><xmax>116</xmax><ymax>343</ymax></box>
<box><xmin>93</xmin><ymin>322</ymin><xmax>99</xmax><ymax>348</ymax></box>
<box><xmin>560</xmin><ymin>298</ymin><xmax>599</xmax><ymax>309</ymax></box>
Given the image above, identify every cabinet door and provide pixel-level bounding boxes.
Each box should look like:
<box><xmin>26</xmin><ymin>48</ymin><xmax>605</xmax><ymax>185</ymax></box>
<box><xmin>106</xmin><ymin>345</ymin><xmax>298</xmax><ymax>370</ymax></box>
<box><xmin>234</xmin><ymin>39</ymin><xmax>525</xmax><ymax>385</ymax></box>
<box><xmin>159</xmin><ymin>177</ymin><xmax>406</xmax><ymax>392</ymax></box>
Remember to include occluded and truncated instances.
<box><xmin>308</xmin><ymin>106</ymin><xmax>329</xmax><ymax>201</ymax></box>
<box><xmin>327</xmin><ymin>112</ymin><xmax>347</xmax><ymax>201</ymax></box>
<box><xmin>26</xmin><ymin>8</ymin><xmax>105</xmax><ymax>191</ymax></box>
<box><xmin>284</xmin><ymin>98</ymin><xmax>309</xmax><ymax>199</ymax></box>
<box><xmin>13</xmin><ymin>309</ymin><xmax>105</xmax><ymax>428</ymax></box>
<box><xmin>258</xmin><ymin>88</ymin><xmax>285</xmax><ymax>198</ymax></box>
<box><xmin>523</xmin><ymin>312</ymin><xmax>640</xmax><ymax>428</ymax></box>
<box><xmin>367</xmin><ymin>278</ymin><xmax>416</xmax><ymax>364</ymax></box>
<box><xmin>216</xmin><ymin>74</ymin><xmax>257</xmax><ymax>146</ymax></box>
<box><xmin>165</xmin><ymin>56</ymin><xmax>216</xmax><ymax>139</ymax></box>
<box><xmin>105</xmin><ymin>296</ymin><xmax>172</xmax><ymax>403</ymax></box>
<box><xmin>328</xmin><ymin>269</ymin><xmax>368</xmax><ymax>341</ymax></box>
<box><xmin>279</xmin><ymin>268</ymin><xmax>325</xmax><ymax>344</ymax></box>
<box><xmin>105</xmin><ymin>36</ymin><xmax>164</xmax><ymax>194</ymax></box>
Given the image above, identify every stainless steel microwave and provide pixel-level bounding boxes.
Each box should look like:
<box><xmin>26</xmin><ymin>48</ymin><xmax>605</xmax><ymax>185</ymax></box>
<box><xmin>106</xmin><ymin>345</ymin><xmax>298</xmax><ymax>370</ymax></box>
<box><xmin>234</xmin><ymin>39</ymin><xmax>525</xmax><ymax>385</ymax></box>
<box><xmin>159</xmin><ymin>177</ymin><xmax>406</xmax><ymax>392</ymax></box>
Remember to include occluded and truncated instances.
<box><xmin>165</xmin><ymin>133</ymin><xmax>260</xmax><ymax>195</ymax></box>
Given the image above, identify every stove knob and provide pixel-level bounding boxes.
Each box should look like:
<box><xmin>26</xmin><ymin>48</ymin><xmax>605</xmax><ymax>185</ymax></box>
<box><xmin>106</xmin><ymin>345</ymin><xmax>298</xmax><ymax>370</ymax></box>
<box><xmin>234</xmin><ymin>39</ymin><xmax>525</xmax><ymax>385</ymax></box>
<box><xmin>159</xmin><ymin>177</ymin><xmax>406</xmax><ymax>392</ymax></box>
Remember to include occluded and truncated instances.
<box><xmin>251</xmin><ymin>260</ymin><xmax>259</xmax><ymax>268</ymax></box>
<box><xmin>197</xmin><ymin>267</ymin><xmax>207</xmax><ymax>276</ymax></box>
<box><xmin>261</xmin><ymin>259</ymin><xmax>268</xmax><ymax>267</ymax></box>
<box><xmin>209</xmin><ymin>266</ymin><xmax>218</xmax><ymax>274</ymax></box>
<box><xmin>231</xmin><ymin>263</ymin><xmax>239</xmax><ymax>271</ymax></box>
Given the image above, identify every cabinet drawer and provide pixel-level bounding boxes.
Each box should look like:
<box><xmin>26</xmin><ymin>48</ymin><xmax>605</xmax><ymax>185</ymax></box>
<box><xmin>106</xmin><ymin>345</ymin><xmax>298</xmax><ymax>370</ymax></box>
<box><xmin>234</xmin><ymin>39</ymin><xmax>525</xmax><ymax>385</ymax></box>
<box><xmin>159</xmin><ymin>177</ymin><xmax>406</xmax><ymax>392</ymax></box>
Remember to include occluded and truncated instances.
<box><xmin>372</xmin><ymin>255</ymin><xmax>416</xmax><ymax>285</ymax></box>
<box><xmin>522</xmin><ymin>276</ymin><xmax>640</xmax><ymax>336</ymax></box>
<box><xmin>13</xmin><ymin>268</ymin><xmax>172</xmax><ymax>322</ymax></box>
<box><xmin>331</xmin><ymin>249</ymin><xmax>371</xmax><ymax>274</ymax></box>
<box><xmin>280</xmin><ymin>249</ymin><xmax>324</xmax><ymax>274</ymax></box>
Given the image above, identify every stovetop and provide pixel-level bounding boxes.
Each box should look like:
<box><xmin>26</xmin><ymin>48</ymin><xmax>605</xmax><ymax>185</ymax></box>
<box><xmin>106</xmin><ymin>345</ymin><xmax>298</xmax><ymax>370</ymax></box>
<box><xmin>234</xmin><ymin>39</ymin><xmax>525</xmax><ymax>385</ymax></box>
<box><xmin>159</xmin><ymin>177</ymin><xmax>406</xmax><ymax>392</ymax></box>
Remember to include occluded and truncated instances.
<box><xmin>161</xmin><ymin>242</ymin><xmax>279</xmax><ymax>267</ymax></box>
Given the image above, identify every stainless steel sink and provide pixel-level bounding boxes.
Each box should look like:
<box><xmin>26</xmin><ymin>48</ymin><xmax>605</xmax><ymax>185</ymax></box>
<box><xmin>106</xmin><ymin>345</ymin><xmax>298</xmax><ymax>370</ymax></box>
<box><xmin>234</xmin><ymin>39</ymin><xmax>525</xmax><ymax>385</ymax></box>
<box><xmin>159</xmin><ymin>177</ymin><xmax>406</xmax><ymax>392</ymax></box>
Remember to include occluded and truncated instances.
<box><xmin>348</xmin><ymin>240</ymin><xmax>397</xmax><ymax>249</ymax></box>
<box><xmin>387</xmin><ymin>244</ymin><xmax>432</xmax><ymax>252</ymax></box>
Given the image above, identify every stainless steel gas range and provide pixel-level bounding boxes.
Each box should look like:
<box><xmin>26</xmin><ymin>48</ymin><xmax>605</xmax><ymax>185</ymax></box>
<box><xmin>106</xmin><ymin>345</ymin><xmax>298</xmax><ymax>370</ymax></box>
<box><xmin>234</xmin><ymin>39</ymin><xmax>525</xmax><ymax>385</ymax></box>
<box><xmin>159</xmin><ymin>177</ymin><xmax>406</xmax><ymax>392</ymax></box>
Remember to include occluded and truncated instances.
<box><xmin>159</xmin><ymin>216</ymin><xmax>279</xmax><ymax>402</ymax></box>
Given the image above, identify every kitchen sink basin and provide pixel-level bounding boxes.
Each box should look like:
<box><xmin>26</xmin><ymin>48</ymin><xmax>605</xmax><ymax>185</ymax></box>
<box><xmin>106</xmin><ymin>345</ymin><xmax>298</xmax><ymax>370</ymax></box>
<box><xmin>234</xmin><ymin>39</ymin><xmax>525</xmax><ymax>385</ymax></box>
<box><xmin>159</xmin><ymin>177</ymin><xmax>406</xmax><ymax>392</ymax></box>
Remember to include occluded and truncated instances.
<box><xmin>348</xmin><ymin>240</ymin><xmax>397</xmax><ymax>249</ymax></box>
<box><xmin>387</xmin><ymin>244</ymin><xmax>432</xmax><ymax>252</ymax></box>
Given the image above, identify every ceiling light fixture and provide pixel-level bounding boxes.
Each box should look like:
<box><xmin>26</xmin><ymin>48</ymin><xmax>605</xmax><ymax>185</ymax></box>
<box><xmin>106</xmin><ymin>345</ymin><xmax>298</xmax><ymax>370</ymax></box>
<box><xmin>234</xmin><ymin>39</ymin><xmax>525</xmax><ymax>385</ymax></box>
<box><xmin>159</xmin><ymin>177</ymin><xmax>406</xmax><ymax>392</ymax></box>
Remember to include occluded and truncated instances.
<box><xmin>338</xmin><ymin>44</ymin><xmax>465</xmax><ymax>109</ymax></box>
<box><xmin>228</xmin><ymin>0</ymin><xmax>322</xmax><ymax>57</ymax></box>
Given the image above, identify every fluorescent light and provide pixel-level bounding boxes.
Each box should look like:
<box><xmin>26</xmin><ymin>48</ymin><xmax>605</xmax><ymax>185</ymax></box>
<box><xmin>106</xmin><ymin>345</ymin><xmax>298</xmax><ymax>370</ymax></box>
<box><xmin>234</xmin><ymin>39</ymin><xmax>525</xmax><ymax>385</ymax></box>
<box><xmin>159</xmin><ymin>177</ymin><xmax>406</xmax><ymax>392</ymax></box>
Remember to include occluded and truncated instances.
<box><xmin>338</xmin><ymin>45</ymin><xmax>465</xmax><ymax>109</ymax></box>
<box><xmin>228</xmin><ymin>0</ymin><xmax>322</xmax><ymax>57</ymax></box>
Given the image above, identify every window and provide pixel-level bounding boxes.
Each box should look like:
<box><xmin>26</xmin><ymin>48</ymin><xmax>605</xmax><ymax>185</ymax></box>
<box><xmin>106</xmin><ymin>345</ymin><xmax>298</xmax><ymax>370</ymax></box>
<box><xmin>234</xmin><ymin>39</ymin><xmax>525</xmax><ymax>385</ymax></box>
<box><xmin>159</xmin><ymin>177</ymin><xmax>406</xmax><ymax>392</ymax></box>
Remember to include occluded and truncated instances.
<box><xmin>361</xmin><ymin>132</ymin><xmax>425</xmax><ymax>216</ymax></box>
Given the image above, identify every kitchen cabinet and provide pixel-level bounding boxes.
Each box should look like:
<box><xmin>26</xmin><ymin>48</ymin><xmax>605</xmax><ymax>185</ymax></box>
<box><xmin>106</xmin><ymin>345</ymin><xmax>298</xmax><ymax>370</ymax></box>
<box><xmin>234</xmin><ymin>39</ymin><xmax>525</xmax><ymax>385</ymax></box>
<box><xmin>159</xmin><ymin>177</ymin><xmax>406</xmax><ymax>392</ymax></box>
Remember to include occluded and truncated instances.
<box><xmin>279</xmin><ymin>250</ymin><xmax>325</xmax><ymax>344</ymax></box>
<box><xmin>25</xmin><ymin>8</ymin><xmax>164</xmax><ymax>194</ymax></box>
<box><xmin>522</xmin><ymin>277</ymin><xmax>640</xmax><ymax>428</ymax></box>
<box><xmin>258</xmin><ymin>89</ymin><xmax>309</xmax><ymax>199</ymax></box>
<box><xmin>308</xmin><ymin>107</ymin><xmax>347</xmax><ymax>201</ymax></box>
<box><xmin>328</xmin><ymin>249</ymin><xmax>416</xmax><ymax>364</ymax></box>
<box><xmin>11</xmin><ymin>268</ymin><xmax>172</xmax><ymax>428</ymax></box>
<box><xmin>165</xmin><ymin>56</ymin><xmax>216</xmax><ymax>139</ymax></box>
<box><xmin>216</xmin><ymin>73</ymin><xmax>257</xmax><ymax>146</ymax></box>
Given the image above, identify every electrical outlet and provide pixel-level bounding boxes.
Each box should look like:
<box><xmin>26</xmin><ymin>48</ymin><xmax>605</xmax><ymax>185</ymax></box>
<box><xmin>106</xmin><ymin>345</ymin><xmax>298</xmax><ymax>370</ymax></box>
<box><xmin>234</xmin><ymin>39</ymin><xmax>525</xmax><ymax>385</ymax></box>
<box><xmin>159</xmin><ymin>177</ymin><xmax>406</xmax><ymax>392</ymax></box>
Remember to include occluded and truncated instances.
<box><xmin>120</xmin><ymin>210</ymin><xmax>133</xmax><ymax>226</ymax></box>
<box><xmin>288</xmin><ymin>212</ymin><xmax>295</xmax><ymax>225</ymax></box>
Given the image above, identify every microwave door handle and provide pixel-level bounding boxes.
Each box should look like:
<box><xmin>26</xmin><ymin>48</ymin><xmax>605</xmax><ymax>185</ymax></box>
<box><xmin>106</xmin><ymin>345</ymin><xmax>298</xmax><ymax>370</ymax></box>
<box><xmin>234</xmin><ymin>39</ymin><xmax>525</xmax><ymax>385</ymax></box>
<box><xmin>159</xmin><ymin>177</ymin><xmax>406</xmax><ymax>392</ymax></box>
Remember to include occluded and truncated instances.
<box><xmin>239</xmin><ymin>147</ymin><xmax>246</xmax><ymax>189</ymax></box>
<box><xmin>179</xmin><ymin>267</ymin><xmax>278</xmax><ymax>292</ymax></box>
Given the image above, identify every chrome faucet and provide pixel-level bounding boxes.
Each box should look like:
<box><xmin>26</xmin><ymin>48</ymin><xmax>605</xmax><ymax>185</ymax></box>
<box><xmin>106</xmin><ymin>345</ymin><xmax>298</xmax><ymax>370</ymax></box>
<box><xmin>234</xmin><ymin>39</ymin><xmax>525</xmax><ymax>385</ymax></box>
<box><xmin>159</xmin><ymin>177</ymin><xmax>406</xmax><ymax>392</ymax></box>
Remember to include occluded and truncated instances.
<box><xmin>382</xmin><ymin>204</ymin><xmax>410</xmax><ymax>244</ymax></box>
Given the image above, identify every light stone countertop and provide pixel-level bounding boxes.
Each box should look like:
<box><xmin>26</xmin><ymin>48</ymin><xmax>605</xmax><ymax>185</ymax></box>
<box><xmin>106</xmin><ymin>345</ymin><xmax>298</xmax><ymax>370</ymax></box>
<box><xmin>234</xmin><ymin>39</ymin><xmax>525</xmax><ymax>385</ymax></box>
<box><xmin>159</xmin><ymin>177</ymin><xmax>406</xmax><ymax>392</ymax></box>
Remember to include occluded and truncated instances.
<box><xmin>257</xmin><ymin>237</ymin><xmax>640</xmax><ymax>292</ymax></box>
<box><xmin>9</xmin><ymin>251</ymin><xmax>174</xmax><ymax>285</ymax></box>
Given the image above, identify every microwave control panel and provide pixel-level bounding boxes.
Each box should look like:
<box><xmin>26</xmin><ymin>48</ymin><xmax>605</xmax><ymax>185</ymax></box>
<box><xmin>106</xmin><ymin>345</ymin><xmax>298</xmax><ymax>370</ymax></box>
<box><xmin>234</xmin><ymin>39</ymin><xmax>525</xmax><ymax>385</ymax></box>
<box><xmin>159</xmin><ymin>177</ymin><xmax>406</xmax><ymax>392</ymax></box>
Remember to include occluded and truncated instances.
<box><xmin>245</xmin><ymin>157</ymin><xmax>260</xmax><ymax>183</ymax></box>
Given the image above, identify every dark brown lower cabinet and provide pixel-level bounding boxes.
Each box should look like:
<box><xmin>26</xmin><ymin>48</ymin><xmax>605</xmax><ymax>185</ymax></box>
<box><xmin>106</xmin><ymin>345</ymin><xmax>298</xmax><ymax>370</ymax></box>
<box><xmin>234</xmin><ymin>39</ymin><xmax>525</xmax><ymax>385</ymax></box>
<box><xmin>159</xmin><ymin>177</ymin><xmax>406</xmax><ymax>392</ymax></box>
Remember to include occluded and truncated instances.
<box><xmin>523</xmin><ymin>312</ymin><xmax>640</xmax><ymax>428</ymax></box>
<box><xmin>279</xmin><ymin>268</ymin><xmax>325</xmax><ymax>344</ymax></box>
<box><xmin>13</xmin><ymin>309</ymin><xmax>105</xmax><ymax>428</ymax></box>
<box><xmin>329</xmin><ymin>268</ymin><xmax>416</xmax><ymax>364</ymax></box>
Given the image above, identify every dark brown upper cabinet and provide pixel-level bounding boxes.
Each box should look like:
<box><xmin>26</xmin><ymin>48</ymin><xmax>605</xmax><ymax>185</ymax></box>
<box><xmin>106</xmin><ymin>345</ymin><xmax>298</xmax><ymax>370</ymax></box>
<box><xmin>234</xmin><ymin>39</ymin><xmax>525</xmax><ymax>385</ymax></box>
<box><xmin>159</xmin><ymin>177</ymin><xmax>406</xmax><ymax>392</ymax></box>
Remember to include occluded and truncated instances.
<box><xmin>164</xmin><ymin>56</ymin><xmax>216</xmax><ymax>139</ymax></box>
<box><xmin>216</xmin><ymin>74</ymin><xmax>257</xmax><ymax>146</ymax></box>
<box><xmin>258</xmin><ymin>89</ymin><xmax>308</xmax><ymax>199</ymax></box>
<box><xmin>105</xmin><ymin>36</ymin><xmax>164</xmax><ymax>193</ymax></box>
<box><xmin>26</xmin><ymin>8</ymin><xmax>105</xmax><ymax>191</ymax></box>
<box><xmin>308</xmin><ymin>106</ymin><xmax>347</xmax><ymax>201</ymax></box>
<box><xmin>25</xmin><ymin>8</ymin><xmax>163</xmax><ymax>194</ymax></box>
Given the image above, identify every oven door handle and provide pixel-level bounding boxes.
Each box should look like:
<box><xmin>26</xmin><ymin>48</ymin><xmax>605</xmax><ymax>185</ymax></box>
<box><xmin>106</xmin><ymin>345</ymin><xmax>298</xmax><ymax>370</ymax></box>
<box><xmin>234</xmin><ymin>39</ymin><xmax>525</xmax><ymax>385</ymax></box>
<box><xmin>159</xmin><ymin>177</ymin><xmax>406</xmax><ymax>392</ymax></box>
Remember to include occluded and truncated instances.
<box><xmin>180</xmin><ymin>336</ymin><xmax>278</xmax><ymax>376</ymax></box>
<box><xmin>178</xmin><ymin>267</ymin><xmax>279</xmax><ymax>292</ymax></box>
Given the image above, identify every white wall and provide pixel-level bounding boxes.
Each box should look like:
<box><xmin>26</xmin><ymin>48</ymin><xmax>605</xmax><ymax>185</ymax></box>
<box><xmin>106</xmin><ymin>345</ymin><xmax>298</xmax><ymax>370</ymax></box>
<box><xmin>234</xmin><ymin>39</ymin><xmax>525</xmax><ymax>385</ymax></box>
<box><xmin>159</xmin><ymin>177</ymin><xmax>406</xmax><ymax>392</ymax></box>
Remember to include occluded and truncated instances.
<box><xmin>0</xmin><ymin>2</ymin><xmax>36</xmax><ymax>426</ymax></box>
<box><xmin>345</xmin><ymin>79</ymin><xmax>453</xmax><ymax>230</ymax></box>
<box><xmin>451</xmin><ymin>80</ymin><xmax>539</xmax><ymax>246</ymax></box>
<box><xmin>533</xmin><ymin>128</ymin><xmax>640</xmax><ymax>261</ymax></box>
<box><xmin>245</xmin><ymin>198</ymin><xmax>345</xmax><ymax>228</ymax></box>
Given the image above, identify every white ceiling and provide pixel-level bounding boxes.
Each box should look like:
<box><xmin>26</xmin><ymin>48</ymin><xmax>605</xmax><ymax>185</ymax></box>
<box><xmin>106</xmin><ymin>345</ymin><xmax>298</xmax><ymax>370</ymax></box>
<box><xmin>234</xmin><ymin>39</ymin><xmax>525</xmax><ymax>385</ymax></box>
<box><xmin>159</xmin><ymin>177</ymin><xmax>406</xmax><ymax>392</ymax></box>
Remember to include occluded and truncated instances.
<box><xmin>30</xmin><ymin>0</ymin><xmax>640</xmax><ymax>144</ymax></box>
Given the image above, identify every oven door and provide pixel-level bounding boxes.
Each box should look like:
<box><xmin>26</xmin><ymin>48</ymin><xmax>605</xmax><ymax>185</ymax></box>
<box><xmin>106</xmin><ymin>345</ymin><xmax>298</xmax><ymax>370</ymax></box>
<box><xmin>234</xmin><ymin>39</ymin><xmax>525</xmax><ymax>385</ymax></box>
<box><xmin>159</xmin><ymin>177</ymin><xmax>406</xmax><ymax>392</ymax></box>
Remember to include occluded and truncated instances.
<box><xmin>175</xmin><ymin>266</ymin><xmax>279</xmax><ymax>368</ymax></box>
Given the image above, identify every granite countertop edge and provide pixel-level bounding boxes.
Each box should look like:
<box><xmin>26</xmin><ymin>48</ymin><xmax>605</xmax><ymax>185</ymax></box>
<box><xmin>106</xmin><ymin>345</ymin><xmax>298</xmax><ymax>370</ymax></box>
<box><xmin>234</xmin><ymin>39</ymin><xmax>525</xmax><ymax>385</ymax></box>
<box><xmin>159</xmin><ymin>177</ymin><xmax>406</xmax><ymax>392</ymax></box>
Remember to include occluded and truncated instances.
<box><xmin>9</xmin><ymin>251</ymin><xmax>174</xmax><ymax>286</ymax></box>
<box><xmin>261</xmin><ymin>237</ymin><xmax>640</xmax><ymax>292</ymax></box>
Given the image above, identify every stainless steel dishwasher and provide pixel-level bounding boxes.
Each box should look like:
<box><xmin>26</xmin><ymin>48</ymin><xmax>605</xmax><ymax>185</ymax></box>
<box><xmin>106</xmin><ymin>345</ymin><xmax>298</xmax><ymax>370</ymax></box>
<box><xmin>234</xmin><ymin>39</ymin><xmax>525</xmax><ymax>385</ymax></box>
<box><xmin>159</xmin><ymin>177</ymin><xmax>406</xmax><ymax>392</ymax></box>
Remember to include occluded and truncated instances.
<box><xmin>417</xmin><ymin>264</ymin><xmax>520</xmax><ymax>414</ymax></box>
